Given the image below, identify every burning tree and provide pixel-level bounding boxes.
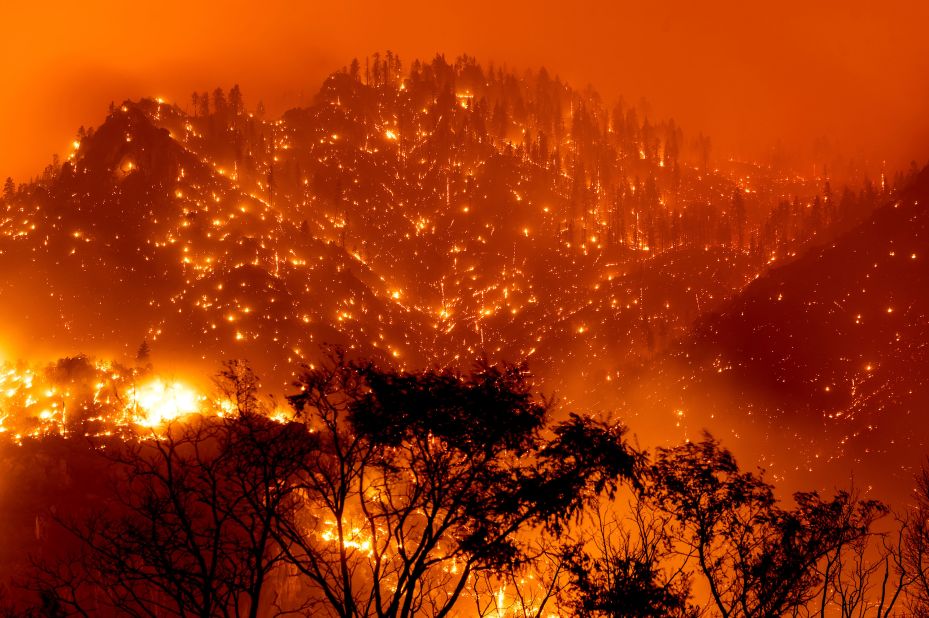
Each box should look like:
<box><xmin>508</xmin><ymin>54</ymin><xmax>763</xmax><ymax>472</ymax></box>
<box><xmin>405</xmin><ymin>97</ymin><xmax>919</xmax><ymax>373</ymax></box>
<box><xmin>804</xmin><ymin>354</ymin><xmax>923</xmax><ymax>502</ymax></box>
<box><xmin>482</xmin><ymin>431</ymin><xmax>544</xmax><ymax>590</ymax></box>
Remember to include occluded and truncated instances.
<box><xmin>277</xmin><ymin>352</ymin><xmax>638</xmax><ymax>617</ymax></box>
<box><xmin>34</xmin><ymin>412</ymin><xmax>316</xmax><ymax>618</ymax></box>
<box><xmin>24</xmin><ymin>358</ymin><xmax>900</xmax><ymax>617</ymax></box>
<box><xmin>31</xmin><ymin>354</ymin><xmax>638</xmax><ymax>617</ymax></box>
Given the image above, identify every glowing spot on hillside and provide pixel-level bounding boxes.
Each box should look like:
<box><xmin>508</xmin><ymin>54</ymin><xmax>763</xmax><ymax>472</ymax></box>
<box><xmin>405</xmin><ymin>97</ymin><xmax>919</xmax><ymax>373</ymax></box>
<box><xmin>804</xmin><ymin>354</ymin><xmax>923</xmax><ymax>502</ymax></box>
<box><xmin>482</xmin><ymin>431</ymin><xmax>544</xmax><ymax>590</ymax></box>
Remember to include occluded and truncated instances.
<box><xmin>134</xmin><ymin>379</ymin><xmax>200</xmax><ymax>427</ymax></box>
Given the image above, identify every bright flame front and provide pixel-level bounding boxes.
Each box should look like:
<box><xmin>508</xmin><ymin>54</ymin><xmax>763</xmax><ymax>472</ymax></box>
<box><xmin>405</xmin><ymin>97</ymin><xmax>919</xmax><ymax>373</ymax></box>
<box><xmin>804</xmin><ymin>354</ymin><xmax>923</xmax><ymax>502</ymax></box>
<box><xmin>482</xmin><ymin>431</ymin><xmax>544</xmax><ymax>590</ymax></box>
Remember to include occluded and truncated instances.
<box><xmin>132</xmin><ymin>379</ymin><xmax>200</xmax><ymax>427</ymax></box>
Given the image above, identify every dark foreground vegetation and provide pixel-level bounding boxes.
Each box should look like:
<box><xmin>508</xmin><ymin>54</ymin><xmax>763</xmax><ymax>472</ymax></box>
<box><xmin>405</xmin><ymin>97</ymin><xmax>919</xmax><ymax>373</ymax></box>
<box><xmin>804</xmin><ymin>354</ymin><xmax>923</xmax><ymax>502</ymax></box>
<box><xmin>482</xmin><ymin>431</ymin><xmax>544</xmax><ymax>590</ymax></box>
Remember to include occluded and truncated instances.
<box><xmin>2</xmin><ymin>354</ymin><xmax>929</xmax><ymax>617</ymax></box>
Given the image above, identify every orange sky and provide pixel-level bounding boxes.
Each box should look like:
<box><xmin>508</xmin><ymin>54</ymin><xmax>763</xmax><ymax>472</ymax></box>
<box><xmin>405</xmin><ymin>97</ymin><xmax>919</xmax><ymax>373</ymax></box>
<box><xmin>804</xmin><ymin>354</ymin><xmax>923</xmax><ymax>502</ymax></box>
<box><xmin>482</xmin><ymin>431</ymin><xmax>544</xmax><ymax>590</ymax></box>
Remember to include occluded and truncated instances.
<box><xmin>3</xmin><ymin>0</ymin><xmax>929</xmax><ymax>181</ymax></box>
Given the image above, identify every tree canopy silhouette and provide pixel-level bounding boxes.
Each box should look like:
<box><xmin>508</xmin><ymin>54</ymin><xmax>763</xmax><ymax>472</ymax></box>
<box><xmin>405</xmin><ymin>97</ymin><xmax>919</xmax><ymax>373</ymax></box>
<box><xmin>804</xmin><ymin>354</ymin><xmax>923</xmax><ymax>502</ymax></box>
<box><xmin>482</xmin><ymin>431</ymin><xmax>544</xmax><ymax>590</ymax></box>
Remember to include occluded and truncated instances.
<box><xmin>34</xmin><ymin>353</ymin><xmax>638</xmax><ymax>617</ymax></box>
<box><xmin>279</xmin><ymin>352</ymin><xmax>638</xmax><ymax>617</ymax></box>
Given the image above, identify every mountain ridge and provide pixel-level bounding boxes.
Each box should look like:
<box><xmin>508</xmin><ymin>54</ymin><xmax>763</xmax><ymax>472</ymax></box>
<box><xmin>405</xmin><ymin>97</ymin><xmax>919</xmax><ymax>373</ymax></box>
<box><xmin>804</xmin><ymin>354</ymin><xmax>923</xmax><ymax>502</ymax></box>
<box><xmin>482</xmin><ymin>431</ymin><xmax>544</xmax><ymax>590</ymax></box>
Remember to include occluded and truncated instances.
<box><xmin>0</xmin><ymin>56</ymin><xmax>883</xmax><ymax>419</ymax></box>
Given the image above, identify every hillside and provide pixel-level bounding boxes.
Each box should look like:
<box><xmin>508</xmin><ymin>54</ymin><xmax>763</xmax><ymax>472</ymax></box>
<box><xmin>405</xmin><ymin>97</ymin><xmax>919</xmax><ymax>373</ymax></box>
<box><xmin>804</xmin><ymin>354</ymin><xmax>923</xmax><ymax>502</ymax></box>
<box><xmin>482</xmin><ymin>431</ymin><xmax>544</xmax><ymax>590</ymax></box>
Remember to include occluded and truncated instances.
<box><xmin>0</xmin><ymin>55</ymin><xmax>865</xmax><ymax>410</ymax></box>
<box><xmin>649</xmin><ymin>166</ymin><xmax>929</xmax><ymax>493</ymax></box>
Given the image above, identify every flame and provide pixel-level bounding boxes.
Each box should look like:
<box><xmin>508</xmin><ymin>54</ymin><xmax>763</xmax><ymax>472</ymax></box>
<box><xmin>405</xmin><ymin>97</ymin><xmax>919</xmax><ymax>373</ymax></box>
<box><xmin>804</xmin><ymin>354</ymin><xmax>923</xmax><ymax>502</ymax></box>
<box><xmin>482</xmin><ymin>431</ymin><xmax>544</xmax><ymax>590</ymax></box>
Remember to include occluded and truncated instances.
<box><xmin>132</xmin><ymin>379</ymin><xmax>200</xmax><ymax>427</ymax></box>
<box><xmin>320</xmin><ymin>519</ymin><xmax>375</xmax><ymax>556</ymax></box>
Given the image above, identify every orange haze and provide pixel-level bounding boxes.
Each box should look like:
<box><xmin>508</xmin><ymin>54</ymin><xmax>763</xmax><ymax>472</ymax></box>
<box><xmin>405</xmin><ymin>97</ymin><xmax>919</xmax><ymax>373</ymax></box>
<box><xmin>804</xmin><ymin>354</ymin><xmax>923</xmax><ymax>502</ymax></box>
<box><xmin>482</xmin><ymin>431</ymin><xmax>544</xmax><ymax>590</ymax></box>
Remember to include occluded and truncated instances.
<box><xmin>3</xmin><ymin>0</ymin><xmax>929</xmax><ymax>181</ymax></box>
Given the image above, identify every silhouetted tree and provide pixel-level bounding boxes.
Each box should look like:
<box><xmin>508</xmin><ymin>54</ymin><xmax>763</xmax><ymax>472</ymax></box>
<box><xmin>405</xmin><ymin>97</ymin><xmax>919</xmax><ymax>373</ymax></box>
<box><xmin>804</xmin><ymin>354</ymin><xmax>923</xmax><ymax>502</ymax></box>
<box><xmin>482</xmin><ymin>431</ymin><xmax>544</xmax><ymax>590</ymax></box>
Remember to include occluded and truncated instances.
<box><xmin>45</xmin><ymin>356</ymin><xmax>100</xmax><ymax>434</ymax></box>
<box><xmin>278</xmin><ymin>352</ymin><xmax>638</xmax><ymax>618</ymax></box>
<box><xmin>213</xmin><ymin>88</ymin><xmax>227</xmax><ymax>118</ymax></box>
<box><xmin>135</xmin><ymin>340</ymin><xmax>151</xmax><ymax>366</ymax></box>
<box><xmin>32</xmin><ymin>356</ymin><xmax>637</xmax><ymax>617</ymax></box>
<box><xmin>36</xmin><ymin>411</ymin><xmax>315</xmax><ymax>618</ymax></box>
<box><xmin>650</xmin><ymin>435</ymin><xmax>885</xmax><ymax>618</ymax></box>
<box><xmin>2</xmin><ymin>177</ymin><xmax>14</xmax><ymax>202</ymax></box>
<box><xmin>228</xmin><ymin>85</ymin><xmax>243</xmax><ymax>117</ymax></box>
<box><xmin>814</xmin><ymin>508</ymin><xmax>907</xmax><ymax>618</ymax></box>
<box><xmin>197</xmin><ymin>91</ymin><xmax>210</xmax><ymax>117</ymax></box>
<box><xmin>695</xmin><ymin>133</ymin><xmax>711</xmax><ymax>173</ymax></box>
<box><xmin>562</xmin><ymin>496</ymin><xmax>697</xmax><ymax>617</ymax></box>
<box><xmin>213</xmin><ymin>359</ymin><xmax>262</xmax><ymax>416</ymax></box>
<box><xmin>904</xmin><ymin>461</ymin><xmax>929</xmax><ymax>615</ymax></box>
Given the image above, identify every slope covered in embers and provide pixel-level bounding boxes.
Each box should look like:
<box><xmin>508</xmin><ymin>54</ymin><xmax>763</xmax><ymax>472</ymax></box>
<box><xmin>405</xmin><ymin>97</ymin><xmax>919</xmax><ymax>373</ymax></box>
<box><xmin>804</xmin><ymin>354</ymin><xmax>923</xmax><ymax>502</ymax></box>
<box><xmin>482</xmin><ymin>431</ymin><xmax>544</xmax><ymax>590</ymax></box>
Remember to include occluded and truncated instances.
<box><xmin>0</xmin><ymin>102</ymin><xmax>429</xmax><ymax>382</ymax></box>
<box><xmin>0</xmin><ymin>56</ymin><xmax>852</xmax><ymax>404</ymax></box>
<box><xmin>653</xmin><ymin>166</ymin><xmax>929</xmax><ymax>496</ymax></box>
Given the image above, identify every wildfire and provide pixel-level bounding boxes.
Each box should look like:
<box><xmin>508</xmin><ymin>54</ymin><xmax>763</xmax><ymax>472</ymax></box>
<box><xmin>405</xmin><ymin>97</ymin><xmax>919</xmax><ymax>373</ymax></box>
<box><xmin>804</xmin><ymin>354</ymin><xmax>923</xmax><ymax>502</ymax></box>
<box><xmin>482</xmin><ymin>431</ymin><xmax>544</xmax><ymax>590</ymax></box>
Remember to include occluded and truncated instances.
<box><xmin>0</xmin><ymin>359</ymin><xmax>210</xmax><ymax>440</ymax></box>
<box><xmin>131</xmin><ymin>378</ymin><xmax>202</xmax><ymax>427</ymax></box>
